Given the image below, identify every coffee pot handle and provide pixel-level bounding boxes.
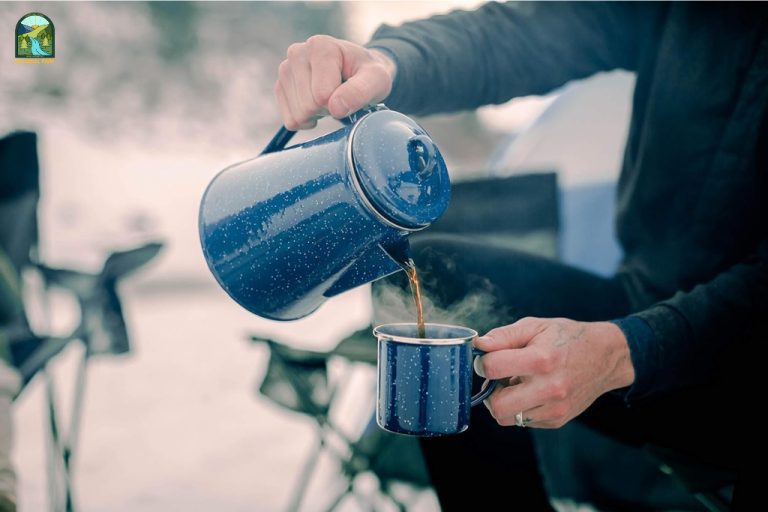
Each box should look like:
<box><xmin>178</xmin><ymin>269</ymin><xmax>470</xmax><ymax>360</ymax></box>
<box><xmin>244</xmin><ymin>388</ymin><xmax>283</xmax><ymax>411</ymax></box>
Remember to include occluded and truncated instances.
<box><xmin>261</xmin><ymin>126</ymin><xmax>296</xmax><ymax>155</ymax></box>
<box><xmin>260</xmin><ymin>104</ymin><xmax>389</xmax><ymax>156</ymax></box>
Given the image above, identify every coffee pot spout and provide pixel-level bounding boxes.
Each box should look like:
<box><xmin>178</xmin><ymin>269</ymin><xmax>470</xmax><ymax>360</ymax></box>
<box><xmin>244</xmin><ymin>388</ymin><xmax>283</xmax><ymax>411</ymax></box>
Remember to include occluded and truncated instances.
<box><xmin>324</xmin><ymin>236</ymin><xmax>408</xmax><ymax>298</ymax></box>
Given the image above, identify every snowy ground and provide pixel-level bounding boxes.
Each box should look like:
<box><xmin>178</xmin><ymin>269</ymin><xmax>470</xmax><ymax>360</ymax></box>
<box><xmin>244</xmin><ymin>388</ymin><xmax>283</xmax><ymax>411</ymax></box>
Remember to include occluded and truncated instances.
<box><xmin>13</xmin><ymin>282</ymin><xmax>439</xmax><ymax>511</ymax></box>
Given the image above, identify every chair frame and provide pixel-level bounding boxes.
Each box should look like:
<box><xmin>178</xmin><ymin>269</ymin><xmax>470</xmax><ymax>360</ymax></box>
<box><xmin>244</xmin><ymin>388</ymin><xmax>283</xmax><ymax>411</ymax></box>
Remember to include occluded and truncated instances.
<box><xmin>12</xmin><ymin>244</ymin><xmax>162</xmax><ymax>512</ymax></box>
<box><xmin>252</xmin><ymin>335</ymin><xmax>430</xmax><ymax>512</ymax></box>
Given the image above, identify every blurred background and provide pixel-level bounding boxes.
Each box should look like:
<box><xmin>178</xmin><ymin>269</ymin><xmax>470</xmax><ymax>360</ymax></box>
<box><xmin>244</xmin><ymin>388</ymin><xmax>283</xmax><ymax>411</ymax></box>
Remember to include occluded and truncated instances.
<box><xmin>1</xmin><ymin>2</ymin><xmax>632</xmax><ymax>511</ymax></box>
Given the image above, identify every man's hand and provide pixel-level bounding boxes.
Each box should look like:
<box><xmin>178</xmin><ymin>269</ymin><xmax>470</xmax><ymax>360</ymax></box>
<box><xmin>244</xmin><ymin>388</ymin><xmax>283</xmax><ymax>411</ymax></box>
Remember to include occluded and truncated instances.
<box><xmin>474</xmin><ymin>317</ymin><xmax>635</xmax><ymax>428</ymax></box>
<box><xmin>274</xmin><ymin>35</ymin><xmax>396</xmax><ymax>130</ymax></box>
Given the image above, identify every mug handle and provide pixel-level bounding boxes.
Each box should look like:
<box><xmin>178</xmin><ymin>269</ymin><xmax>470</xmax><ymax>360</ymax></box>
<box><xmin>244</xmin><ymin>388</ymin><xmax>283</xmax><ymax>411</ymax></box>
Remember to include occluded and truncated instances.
<box><xmin>260</xmin><ymin>104</ymin><xmax>389</xmax><ymax>156</ymax></box>
<box><xmin>470</xmin><ymin>348</ymin><xmax>498</xmax><ymax>407</ymax></box>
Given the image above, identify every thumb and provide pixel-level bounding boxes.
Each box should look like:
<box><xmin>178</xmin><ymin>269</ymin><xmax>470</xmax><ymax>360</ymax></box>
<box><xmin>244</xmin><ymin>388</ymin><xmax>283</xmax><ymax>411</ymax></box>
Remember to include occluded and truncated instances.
<box><xmin>327</xmin><ymin>63</ymin><xmax>392</xmax><ymax>119</ymax></box>
<box><xmin>475</xmin><ymin>317</ymin><xmax>545</xmax><ymax>351</ymax></box>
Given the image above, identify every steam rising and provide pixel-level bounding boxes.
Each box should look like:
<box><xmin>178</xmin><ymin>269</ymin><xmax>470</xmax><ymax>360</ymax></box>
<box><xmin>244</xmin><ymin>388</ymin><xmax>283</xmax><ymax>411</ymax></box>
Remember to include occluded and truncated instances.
<box><xmin>372</xmin><ymin>278</ymin><xmax>511</xmax><ymax>336</ymax></box>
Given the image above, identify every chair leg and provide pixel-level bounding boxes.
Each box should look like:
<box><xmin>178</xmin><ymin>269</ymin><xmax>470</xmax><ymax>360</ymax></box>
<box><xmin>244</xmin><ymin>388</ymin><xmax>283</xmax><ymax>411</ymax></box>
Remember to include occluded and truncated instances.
<box><xmin>324</xmin><ymin>478</ymin><xmax>355</xmax><ymax>512</ymax></box>
<box><xmin>286</xmin><ymin>434</ymin><xmax>325</xmax><ymax>512</ymax></box>
<box><xmin>695</xmin><ymin>491</ymin><xmax>732</xmax><ymax>512</ymax></box>
<box><xmin>44</xmin><ymin>367</ymin><xmax>70</xmax><ymax>512</ymax></box>
<box><xmin>289</xmin><ymin>428</ymin><xmax>371</xmax><ymax>512</ymax></box>
<box><xmin>63</xmin><ymin>349</ymin><xmax>89</xmax><ymax>481</ymax></box>
<box><xmin>42</xmin><ymin>347</ymin><xmax>88</xmax><ymax>512</ymax></box>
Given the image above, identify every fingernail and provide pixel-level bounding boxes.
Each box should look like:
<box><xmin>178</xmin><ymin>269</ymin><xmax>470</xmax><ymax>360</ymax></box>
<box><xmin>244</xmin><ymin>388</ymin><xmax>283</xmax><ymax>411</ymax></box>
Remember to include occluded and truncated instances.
<box><xmin>473</xmin><ymin>356</ymin><xmax>486</xmax><ymax>378</ymax></box>
<box><xmin>483</xmin><ymin>398</ymin><xmax>493</xmax><ymax>416</ymax></box>
<box><xmin>330</xmin><ymin>96</ymin><xmax>351</xmax><ymax>117</ymax></box>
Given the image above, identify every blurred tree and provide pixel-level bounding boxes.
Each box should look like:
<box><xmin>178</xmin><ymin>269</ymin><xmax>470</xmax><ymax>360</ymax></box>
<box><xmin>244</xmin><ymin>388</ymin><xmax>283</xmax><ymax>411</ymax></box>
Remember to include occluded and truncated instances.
<box><xmin>0</xmin><ymin>2</ymin><xmax>346</xmax><ymax>147</ymax></box>
<box><xmin>0</xmin><ymin>1</ymin><xmax>497</xmax><ymax>175</ymax></box>
<box><xmin>147</xmin><ymin>2</ymin><xmax>199</xmax><ymax>62</ymax></box>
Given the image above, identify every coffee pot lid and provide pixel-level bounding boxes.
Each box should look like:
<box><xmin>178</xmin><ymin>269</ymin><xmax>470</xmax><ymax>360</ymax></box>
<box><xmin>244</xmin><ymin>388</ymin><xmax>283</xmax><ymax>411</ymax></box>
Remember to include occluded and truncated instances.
<box><xmin>349</xmin><ymin>109</ymin><xmax>450</xmax><ymax>230</ymax></box>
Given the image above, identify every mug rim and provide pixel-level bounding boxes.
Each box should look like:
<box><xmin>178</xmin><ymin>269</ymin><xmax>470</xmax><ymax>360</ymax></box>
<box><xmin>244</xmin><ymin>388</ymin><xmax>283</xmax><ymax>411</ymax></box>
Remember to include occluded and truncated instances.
<box><xmin>373</xmin><ymin>322</ymin><xmax>478</xmax><ymax>346</ymax></box>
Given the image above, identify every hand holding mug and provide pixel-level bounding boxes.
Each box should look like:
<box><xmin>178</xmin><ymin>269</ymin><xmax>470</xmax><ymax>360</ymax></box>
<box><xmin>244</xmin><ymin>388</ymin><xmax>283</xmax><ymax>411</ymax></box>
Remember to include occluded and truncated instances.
<box><xmin>474</xmin><ymin>317</ymin><xmax>635</xmax><ymax>428</ymax></box>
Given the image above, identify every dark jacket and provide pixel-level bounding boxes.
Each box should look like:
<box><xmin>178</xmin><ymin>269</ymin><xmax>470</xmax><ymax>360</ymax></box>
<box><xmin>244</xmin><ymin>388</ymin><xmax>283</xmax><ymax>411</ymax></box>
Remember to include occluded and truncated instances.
<box><xmin>368</xmin><ymin>2</ymin><xmax>768</xmax><ymax>401</ymax></box>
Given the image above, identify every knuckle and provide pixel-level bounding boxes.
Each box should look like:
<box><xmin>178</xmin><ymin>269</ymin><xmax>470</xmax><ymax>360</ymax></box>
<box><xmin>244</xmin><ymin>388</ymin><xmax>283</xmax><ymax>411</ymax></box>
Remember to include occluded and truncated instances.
<box><xmin>548</xmin><ymin>379</ymin><xmax>569</xmax><ymax>400</ymax></box>
<box><xmin>286</xmin><ymin>42</ymin><xmax>304</xmax><ymax>59</ymax></box>
<box><xmin>532</xmin><ymin>351</ymin><xmax>555</xmax><ymax>374</ymax></box>
<box><xmin>312</xmin><ymin>82</ymin><xmax>333</xmax><ymax>104</ymax></box>
<box><xmin>298</xmin><ymin>95</ymin><xmax>319</xmax><ymax>115</ymax></box>
<box><xmin>518</xmin><ymin>316</ymin><xmax>541</xmax><ymax>328</ymax></box>
<box><xmin>278</xmin><ymin>60</ymin><xmax>291</xmax><ymax>81</ymax></box>
<box><xmin>484</xmin><ymin>326</ymin><xmax>505</xmax><ymax>343</ymax></box>
<box><xmin>306</xmin><ymin>34</ymin><xmax>333</xmax><ymax>49</ymax></box>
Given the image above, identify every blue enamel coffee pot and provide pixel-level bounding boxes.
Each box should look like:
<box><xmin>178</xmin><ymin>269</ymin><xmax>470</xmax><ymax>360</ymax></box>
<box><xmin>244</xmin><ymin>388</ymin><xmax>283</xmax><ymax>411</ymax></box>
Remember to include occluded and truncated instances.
<box><xmin>198</xmin><ymin>105</ymin><xmax>450</xmax><ymax>320</ymax></box>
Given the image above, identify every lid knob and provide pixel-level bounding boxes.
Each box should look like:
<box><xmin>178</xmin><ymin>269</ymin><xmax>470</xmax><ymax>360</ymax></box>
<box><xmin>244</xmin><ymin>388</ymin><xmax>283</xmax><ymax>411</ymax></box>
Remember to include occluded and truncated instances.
<box><xmin>408</xmin><ymin>135</ymin><xmax>438</xmax><ymax>180</ymax></box>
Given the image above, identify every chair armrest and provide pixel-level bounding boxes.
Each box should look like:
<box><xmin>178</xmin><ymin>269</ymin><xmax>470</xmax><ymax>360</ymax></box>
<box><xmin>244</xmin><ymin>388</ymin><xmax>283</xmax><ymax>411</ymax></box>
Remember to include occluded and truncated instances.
<box><xmin>33</xmin><ymin>263</ymin><xmax>97</xmax><ymax>299</ymax></box>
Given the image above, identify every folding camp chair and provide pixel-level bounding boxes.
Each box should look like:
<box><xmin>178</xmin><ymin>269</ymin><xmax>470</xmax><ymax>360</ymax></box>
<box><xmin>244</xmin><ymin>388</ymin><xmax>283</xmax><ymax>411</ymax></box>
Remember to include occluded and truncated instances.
<box><xmin>1</xmin><ymin>131</ymin><xmax>163</xmax><ymax>512</ymax></box>
<box><xmin>30</xmin><ymin>243</ymin><xmax>162</xmax><ymax>511</ymax></box>
<box><xmin>251</xmin><ymin>328</ymin><xmax>431</xmax><ymax>512</ymax></box>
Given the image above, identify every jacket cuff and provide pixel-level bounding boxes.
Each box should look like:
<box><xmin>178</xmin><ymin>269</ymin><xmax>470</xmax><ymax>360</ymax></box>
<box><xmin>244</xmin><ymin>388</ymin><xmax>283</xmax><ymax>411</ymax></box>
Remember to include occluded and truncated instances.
<box><xmin>609</xmin><ymin>315</ymin><xmax>658</xmax><ymax>404</ymax></box>
<box><xmin>365</xmin><ymin>37</ymin><xmax>424</xmax><ymax>113</ymax></box>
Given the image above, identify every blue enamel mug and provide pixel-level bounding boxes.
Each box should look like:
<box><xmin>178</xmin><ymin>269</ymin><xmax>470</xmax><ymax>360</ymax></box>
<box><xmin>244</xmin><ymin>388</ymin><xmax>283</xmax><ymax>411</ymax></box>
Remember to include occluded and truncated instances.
<box><xmin>375</xmin><ymin>323</ymin><xmax>497</xmax><ymax>436</ymax></box>
<box><xmin>198</xmin><ymin>106</ymin><xmax>450</xmax><ymax>320</ymax></box>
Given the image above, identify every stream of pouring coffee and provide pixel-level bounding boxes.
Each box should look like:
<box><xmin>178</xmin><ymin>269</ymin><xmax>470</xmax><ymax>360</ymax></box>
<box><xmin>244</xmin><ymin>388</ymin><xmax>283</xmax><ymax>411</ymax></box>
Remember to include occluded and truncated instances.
<box><xmin>402</xmin><ymin>258</ymin><xmax>426</xmax><ymax>338</ymax></box>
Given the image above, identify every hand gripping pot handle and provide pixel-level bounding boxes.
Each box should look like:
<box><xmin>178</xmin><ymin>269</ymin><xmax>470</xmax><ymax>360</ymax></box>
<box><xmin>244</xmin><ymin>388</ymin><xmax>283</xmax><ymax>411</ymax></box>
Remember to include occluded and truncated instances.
<box><xmin>261</xmin><ymin>105</ymin><xmax>388</xmax><ymax>155</ymax></box>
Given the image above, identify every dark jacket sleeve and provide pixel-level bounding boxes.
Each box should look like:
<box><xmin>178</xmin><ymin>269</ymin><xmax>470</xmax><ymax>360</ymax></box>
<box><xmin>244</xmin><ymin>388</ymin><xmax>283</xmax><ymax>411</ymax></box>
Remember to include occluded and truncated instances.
<box><xmin>626</xmin><ymin>238</ymin><xmax>768</xmax><ymax>401</ymax></box>
<box><xmin>367</xmin><ymin>1</ymin><xmax>664</xmax><ymax>115</ymax></box>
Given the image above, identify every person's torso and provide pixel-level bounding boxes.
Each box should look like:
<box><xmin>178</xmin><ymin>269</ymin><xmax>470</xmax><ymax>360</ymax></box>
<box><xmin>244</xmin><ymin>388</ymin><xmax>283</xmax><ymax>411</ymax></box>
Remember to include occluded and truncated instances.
<box><xmin>617</xmin><ymin>3</ymin><xmax>768</xmax><ymax>307</ymax></box>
